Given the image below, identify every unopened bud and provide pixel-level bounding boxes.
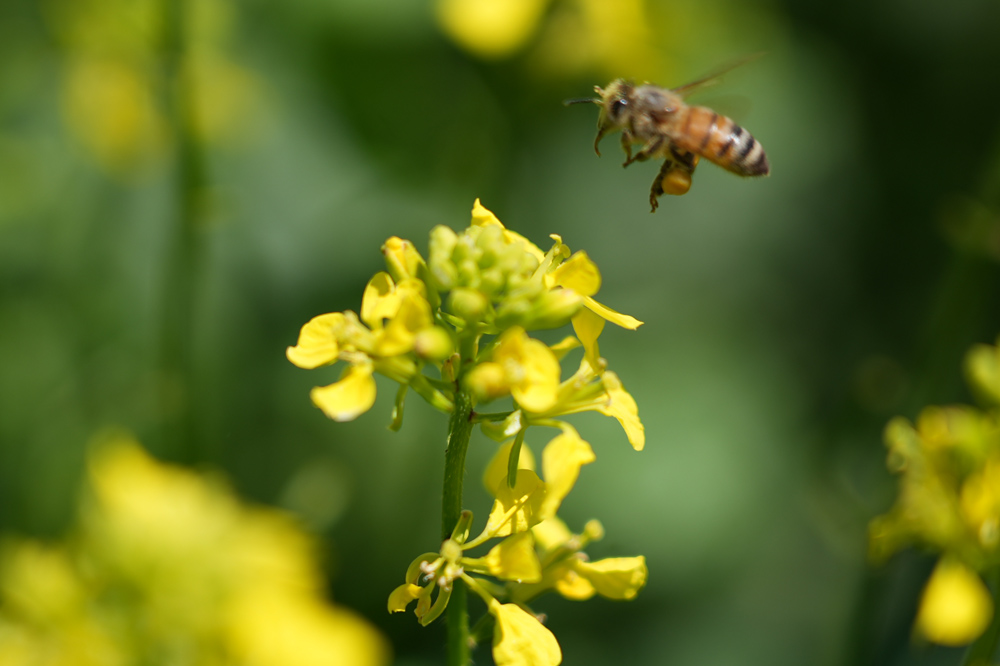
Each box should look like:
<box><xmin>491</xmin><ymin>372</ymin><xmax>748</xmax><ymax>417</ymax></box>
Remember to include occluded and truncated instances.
<box><xmin>465</xmin><ymin>362</ymin><xmax>510</xmax><ymax>402</ymax></box>
<box><xmin>413</xmin><ymin>326</ymin><xmax>454</xmax><ymax>361</ymax></box>
<box><xmin>447</xmin><ymin>288</ymin><xmax>489</xmax><ymax>323</ymax></box>
<box><xmin>583</xmin><ymin>519</ymin><xmax>605</xmax><ymax>542</ymax></box>
<box><xmin>382</xmin><ymin>237</ymin><xmax>425</xmax><ymax>281</ymax></box>
<box><xmin>496</xmin><ymin>288</ymin><xmax>583</xmax><ymax>331</ymax></box>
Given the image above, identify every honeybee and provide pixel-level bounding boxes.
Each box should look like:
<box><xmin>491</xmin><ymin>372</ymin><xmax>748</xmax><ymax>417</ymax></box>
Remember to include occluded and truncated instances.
<box><xmin>566</xmin><ymin>65</ymin><xmax>769</xmax><ymax>212</ymax></box>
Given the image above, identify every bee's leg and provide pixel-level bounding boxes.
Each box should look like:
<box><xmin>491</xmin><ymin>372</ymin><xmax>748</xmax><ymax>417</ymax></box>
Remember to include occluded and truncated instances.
<box><xmin>650</xmin><ymin>150</ymin><xmax>701</xmax><ymax>211</ymax></box>
<box><xmin>649</xmin><ymin>157</ymin><xmax>676</xmax><ymax>212</ymax></box>
<box><xmin>619</xmin><ymin>131</ymin><xmax>634</xmax><ymax>164</ymax></box>
<box><xmin>623</xmin><ymin>136</ymin><xmax>664</xmax><ymax>168</ymax></box>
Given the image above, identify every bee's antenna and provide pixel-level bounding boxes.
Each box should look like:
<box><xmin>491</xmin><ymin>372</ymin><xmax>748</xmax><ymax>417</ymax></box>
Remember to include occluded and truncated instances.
<box><xmin>563</xmin><ymin>97</ymin><xmax>601</xmax><ymax>107</ymax></box>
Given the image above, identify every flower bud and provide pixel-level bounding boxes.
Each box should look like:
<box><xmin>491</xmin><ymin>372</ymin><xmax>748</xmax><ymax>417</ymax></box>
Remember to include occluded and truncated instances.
<box><xmin>496</xmin><ymin>288</ymin><xmax>583</xmax><ymax>331</ymax></box>
<box><xmin>413</xmin><ymin>327</ymin><xmax>454</xmax><ymax>361</ymax></box>
<box><xmin>583</xmin><ymin>519</ymin><xmax>605</xmax><ymax>542</ymax></box>
<box><xmin>382</xmin><ymin>236</ymin><xmax>425</xmax><ymax>282</ymax></box>
<box><xmin>465</xmin><ymin>363</ymin><xmax>510</xmax><ymax>403</ymax></box>
<box><xmin>428</xmin><ymin>226</ymin><xmax>459</xmax><ymax>290</ymax></box>
<box><xmin>447</xmin><ymin>288</ymin><xmax>489</xmax><ymax>323</ymax></box>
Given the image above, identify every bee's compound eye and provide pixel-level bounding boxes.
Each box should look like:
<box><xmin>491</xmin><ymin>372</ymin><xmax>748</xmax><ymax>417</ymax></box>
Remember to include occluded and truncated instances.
<box><xmin>609</xmin><ymin>98</ymin><xmax>628</xmax><ymax>119</ymax></box>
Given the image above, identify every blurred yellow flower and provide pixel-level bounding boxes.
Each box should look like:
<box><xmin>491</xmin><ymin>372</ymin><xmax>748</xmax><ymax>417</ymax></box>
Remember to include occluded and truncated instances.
<box><xmin>436</xmin><ymin>0</ymin><xmax>551</xmax><ymax>59</ymax></box>
<box><xmin>0</xmin><ymin>433</ymin><xmax>388</xmax><ymax>666</ymax></box>
<box><xmin>915</xmin><ymin>558</ymin><xmax>993</xmax><ymax>646</ymax></box>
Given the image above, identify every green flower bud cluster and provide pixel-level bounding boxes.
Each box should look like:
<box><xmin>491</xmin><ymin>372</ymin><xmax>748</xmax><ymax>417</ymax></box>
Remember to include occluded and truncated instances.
<box><xmin>286</xmin><ymin>199</ymin><xmax>643</xmax><ymax>434</ymax></box>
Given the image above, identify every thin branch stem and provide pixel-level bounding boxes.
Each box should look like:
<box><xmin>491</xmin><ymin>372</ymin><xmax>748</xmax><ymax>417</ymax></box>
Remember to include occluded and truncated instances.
<box><xmin>442</xmin><ymin>390</ymin><xmax>474</xmax><ymax>666</ymax></box>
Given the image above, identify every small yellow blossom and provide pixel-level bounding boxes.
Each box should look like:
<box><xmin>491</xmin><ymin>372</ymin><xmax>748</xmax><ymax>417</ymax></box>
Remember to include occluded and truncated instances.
<box><xmin>915</xmin><ymin>558</ymin><xmax>993</xmax><ymax>646</ymax></box>
<box><xmin>470</xmin><ymin>327</ymin><xmax>562</xmax><ymax>412</ymax></box>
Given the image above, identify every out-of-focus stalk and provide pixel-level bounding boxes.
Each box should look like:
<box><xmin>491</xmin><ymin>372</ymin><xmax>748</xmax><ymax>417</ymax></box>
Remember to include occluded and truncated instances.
<box><xmin>158</xmin><ymin>0</ymin><xmax>206</xmax><ymax>461</ymax></box>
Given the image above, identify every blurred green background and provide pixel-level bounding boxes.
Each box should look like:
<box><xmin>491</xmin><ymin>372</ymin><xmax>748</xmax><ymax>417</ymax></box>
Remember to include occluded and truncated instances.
<box><xmin>3</xmin><ymin>0</ymin><xmax>1000</xmax><ymax>663</ymax></box>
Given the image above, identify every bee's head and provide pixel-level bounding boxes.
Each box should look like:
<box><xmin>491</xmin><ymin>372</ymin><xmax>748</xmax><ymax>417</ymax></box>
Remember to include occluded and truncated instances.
<box><xmin>593</xmin><ymin>79</ymin><xmax>633</xmax><ymax>156</ymax></box>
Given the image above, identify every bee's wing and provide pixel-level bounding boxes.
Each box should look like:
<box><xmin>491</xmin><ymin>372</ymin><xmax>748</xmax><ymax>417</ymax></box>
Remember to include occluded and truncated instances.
<box><xmin>671</xmin><ymin>52</ymin><xmax>764</xmax><ymax>97</ymax></box>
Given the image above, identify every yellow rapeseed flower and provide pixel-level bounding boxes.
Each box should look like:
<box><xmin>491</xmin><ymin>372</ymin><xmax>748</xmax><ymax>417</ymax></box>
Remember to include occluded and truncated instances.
<box><xmin>0</xmin><ymin>433</ymin><xmax>389</xmax><ymax>665</ymax></box>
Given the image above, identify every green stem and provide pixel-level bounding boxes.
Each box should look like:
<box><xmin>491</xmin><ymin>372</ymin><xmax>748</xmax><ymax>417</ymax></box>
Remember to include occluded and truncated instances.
<box><xmin>961</xmin><ymin>569</ymin><xmax>1000</xmax><ymax>666</ymax></box>
<box><xmin>158</xmin><ymin>0</ymin><xmax>206</xmax><ymax>462</ymax></box>
<box><xmin>442</xmin><ymin>390</ymin><xmax>474</xmax><ymax>666</ymax></box>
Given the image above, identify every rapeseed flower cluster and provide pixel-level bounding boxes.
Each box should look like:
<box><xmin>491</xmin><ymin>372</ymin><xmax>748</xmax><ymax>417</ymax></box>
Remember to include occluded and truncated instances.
<box><xmin>0</xmin><ymin>434</ymin><xmax>388</xmax><ymax>666</ymax></box>
<box><xmin>288</xmin><ymin>200</ymin><xmax>647</xmax><ymax>665</ymax></box>
<box><xmin>870</xmin><ymin>335</ymin><xmax>1000</xmax><ymax>646</ymax></box>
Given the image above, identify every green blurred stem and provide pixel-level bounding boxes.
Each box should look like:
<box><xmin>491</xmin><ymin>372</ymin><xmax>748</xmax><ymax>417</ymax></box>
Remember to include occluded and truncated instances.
<box><xmin>960</xmin><ymin>570</ymin><xmax>1000</xmax><ymax>666</ymax></box>
<box><xmin>159</xmin><ymin>0</ymin><xmax>206</xmax><ymax>460</ymax></box>
<box><xmin>442</xmin><ymin>390</ymin><xmax>474</xmax><ymax>666</ymax></box>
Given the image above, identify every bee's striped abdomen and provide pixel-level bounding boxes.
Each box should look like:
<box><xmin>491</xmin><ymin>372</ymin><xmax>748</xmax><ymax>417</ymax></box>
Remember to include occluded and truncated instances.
<box><xmin>679</xmin><ymin>106</ymin><xmax>770</xmax><ymax>177</ymax></box>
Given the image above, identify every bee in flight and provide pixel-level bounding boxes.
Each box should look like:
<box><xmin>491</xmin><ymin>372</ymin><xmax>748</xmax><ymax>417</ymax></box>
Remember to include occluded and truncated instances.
<box><xmin>566</xmin><ymin>62</ymin><xmax>769</xmax><ymax>212</ymax></box>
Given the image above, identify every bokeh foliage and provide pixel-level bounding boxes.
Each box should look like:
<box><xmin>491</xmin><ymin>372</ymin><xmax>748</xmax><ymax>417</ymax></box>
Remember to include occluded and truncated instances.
<box><xmin>2</xmin><ymin>0</ymin><xmax>1000</xmax><ymax>664</ymax></box>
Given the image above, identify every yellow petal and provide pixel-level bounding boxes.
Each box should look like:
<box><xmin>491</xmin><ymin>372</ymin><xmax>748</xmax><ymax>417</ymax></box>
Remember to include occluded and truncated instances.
<box><xmin>552</xmin><ymin>564</ymin><xmax>597</xmax><ymax>601</ymax></box>
<box><xmin>310</xmin><ymin>363</ymin><xmax>377</xmax><ymax>422</ymax></box>
<box><xmin>597</xmin><ymin>371</ymin><xmax>645</xmax><ymax>451</ymax></box>
<box><xmin>484</xmin><ymin>439</ymin><xmax>536</xmax><ymax>495</ymax></box>
<box><xmin>550</xmin><ymin>251</ymin><xmax>601</xmax><ymax>297</ymax></box>
<box><xmin>549</xmin><ymin>336</ymin><xmax>581</xmax><ymax>360</ymax></box>
<box><xmin>483</xmin><ymin>470</ymin><xmax>547</xmax><ymax>538</ymax></box>
<box><xmin>583</xmin><ymin>296</ymin><xmax>642</xmax><ymax>330</ymax></box>
<box><xmin>387</xmin><ymin>583</ymin><xmax>423</xmax><ymax>613</ymax></box>
<box><xmin>472</xmin><ymin>198</ymin><xmax>504</xmax><ymax>227</ymax></box>
<box><xmin>482</xmin><ymin>532</ymin><xmax>542</xmax><ymax>583</ymax></box>
<box><xmin>571</xmin><ymin>308</ymin><xmax>605</xmax><ymax>372</ymax></box>
<box><xmin>287</xmin><ymin>313</ymin><xmax>345</xmax><ymax>369</ymax></box>
<box><xmin>360</xmin><ymin>272</ymin><xmax>398</xmax><ymax>329</ymax></box>
<box><xmin>489</xmin><ymin>600</ymin><xmax>562</xmax><ymax>666</ymax></box>
<box><xmin>539</xmin><ymin>425</ymin><xmax>595</xmax><ymax>520</ymax></box>
<box><xmin>573</xmin><ymin>556</ymin><xmax>647</xmax><ymax>600</ymax></box>
<box><xmin>916</xmin><ymin>558</ymin><xmax>993</xmax><ymax>646</ymax></box>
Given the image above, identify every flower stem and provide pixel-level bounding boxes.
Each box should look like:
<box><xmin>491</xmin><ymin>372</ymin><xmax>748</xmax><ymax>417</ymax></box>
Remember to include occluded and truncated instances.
<box><xmin>442</xmin><ymin>389</ymin><xmax>474</xmax><ymax>666</ymax></box>
<box><xmin>159</xmin><ymin>0</ymin><xmax>206</xmax><ymax>462</ymax></box>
